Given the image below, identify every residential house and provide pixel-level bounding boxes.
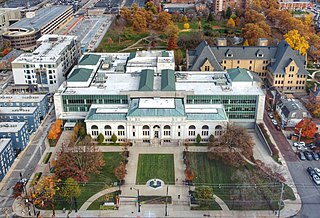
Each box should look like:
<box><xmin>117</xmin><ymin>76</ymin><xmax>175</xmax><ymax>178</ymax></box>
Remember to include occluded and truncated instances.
<box><xmin>276</xmin><ymin>99</ymin><xmax>311</xmax><ymax>128</ymax></box>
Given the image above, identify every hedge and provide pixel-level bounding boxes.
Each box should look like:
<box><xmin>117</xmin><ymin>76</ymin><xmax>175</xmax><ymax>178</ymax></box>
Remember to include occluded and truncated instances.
<box><xmin>42</xmin><ymin>152</ymin><xmax>52</xmax><ymax>164</ymax></box>
<box><xmin>31</xmin><ymin>172</ymin><xmax>42</xmax><ymax>185</ymax></box>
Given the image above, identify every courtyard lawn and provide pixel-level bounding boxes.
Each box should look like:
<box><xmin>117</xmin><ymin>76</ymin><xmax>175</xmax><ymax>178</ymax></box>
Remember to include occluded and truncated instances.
<box><xmin>54</xmin><ymin>152</ymin><xmax>123</xmax><ymax>210</ymax></box>
<box><xmin>87</xmin><ymin>191</ymin><xmax>121</xmax><ymax>210</ymax></box>
<box><xmin>187</xmin><ymin>152</ymin><xmax>295</xmax><ymax>210</ymax></box>
<box><xmin>136</xmin><ymin>154</ymin><xmax>175</xmax><ymax>185</ymax></box>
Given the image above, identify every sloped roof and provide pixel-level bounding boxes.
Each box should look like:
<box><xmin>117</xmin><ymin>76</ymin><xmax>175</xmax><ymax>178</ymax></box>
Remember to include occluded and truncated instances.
<box><xmin>78</xmin><ymin>54</ymin><xmax>101</xmax><ymax>65</ymax></box>
<box><xmin>210</xmin><ymin>45</ymin><xmax>277</xmax><ymax>60</ymax></box>
<box><xmin>161</xmin><ymin>69</ymin><xmax>176</xmax><ymax>91</ymax></box>
<box><xmin>268</xmin><ymin>41</ymin><xmax>307</xmax><ymax>75</ymax></box>
<box><xmin>127</xmin><ymin>99</ymin><xmax>185</xmax><ymax>117</ymax></box>
<box><xmin>67</xmin><ymin>68</ymin><xmax>93</xmax><ymax>82</ymax></box>
<box><xmin>227</xmin><ymin>68</ymin><xmax>253</xmax><ymax>82</ymax></box>
<box><xmin>188</xmin><ymin>41</ymin><xmax>223</xmax><ymax>71</ymax></box>
<box><xmin>139</xmin><ymin>69</ymin><xmax>154</xmax><ymax>91</ymax></box>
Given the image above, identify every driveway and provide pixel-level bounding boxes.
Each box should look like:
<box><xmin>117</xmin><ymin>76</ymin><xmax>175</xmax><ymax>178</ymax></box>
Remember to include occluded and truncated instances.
<box><xmin>264</xmin><ymin>109</ymin><xmax>320</xmax><ymax>217</ymax></box>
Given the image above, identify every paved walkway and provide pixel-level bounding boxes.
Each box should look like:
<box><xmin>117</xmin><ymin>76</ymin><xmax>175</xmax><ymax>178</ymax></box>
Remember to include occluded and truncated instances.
<box><xmin>12</xmin><ymin>132</ymin><xmax>301</xmax><ymax>217</ymax></box>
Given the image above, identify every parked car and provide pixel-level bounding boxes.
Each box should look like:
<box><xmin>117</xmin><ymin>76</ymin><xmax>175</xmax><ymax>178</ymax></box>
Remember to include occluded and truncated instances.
<box><xmin>314</xmin><ymin>167</ymin><xmax>320</xmax><ymax>177</ymax></box>
<box><xmin>299</xmin><ymin>141</ymin><xmax>306</xmax><ymax>147</ymax></box>
<box><xmin>312</xmin><ymin>174</ymin><xmax>320</xmax><ymax>185</ymax></box>
<box><xmin>298</xmin><ymin>152</ymin><xmax>306</xmax><ymax>161</ymax></box>
<box><xmin>268</xmin><ymin>112</ymin><xmax>274</xmax><ymax>119</ymax></box>
<box><xmin>307</xmin><ymin>167</ymin><xmax>316</xmax><ymax>176</ymax></box>
<box><xmin>306</xmin><ymin>143</ymin><xmax>316</xmax><ymax>149</ymax></box>
<box><xmin>275</xmin><ymin>125</ymin><xmax>281</xmax><ymax>131</ymax></box>
<box><xmin>271</xmin><ymin>119</ymin><xmax>278</xmax><ymax>125</ymax></box>
<box><xmin>311</xmin><ymin>151</ymin><xmax>319</xmax><ymax>160</ymax></box>
<box><xmin>304</xmin><ymin>151</ymin><xmax>313</xmax><ymax>160</ymax></box>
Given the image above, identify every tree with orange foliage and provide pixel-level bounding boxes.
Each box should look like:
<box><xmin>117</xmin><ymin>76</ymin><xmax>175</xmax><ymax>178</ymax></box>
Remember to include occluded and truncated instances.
<box><xmin>1</xmin><ymin>48</ymin><xmax>10</xmax><ymax>56</ymax></box>
<box><xmin>167</xmin><ymin>36</ymin><xmax>178</xmax><ymax>50</ymax></box>
<box><xmin>295</xmin><ymin>118</ymin><xmax>317</xmax><ymax>139</ymax></box>
<box><xmin>185</xmin><ymin>167</ymin><xmax>195</xmax><ymax>182</ymax></box>
<box><xmin>48</xmin><ymin>119</ymin><xmax>62</xmax><ymax>141</ymax></box>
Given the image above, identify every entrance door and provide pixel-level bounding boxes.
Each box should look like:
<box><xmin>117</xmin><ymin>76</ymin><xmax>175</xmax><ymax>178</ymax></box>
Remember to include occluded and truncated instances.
<box><xmin>154</xmin><ymin>131</ymin><xmax>159</xmax><ymax>138</ymax></box>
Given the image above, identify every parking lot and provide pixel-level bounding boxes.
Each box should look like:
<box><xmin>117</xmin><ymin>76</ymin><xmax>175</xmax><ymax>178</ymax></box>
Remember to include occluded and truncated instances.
<box><xmin>1</xmin><ymin>0</ymin><xmax>42</xmax><ymax>7</ymax></box>
<box><xmin>55</xmin><ymin>15</ymin><xmax>113</xmax><ymax>51</ymax></box>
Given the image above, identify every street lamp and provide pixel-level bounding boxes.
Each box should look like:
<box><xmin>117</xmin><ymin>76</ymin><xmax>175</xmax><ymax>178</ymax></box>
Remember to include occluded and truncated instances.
<box><xmin>130</xmin><ymin>187</ymin><xmax>140</xmax><ymax>212</ymax></box>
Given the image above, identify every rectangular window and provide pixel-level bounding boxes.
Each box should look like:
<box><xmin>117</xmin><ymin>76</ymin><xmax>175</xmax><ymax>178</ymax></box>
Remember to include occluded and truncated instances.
<box><xmin>164</xmin><ymin>130</ymin><xmax>170</xmax><ymax>136</ymax></box>
<box><xmin>105</xmin><ymin>131</ymin><xmax>111</xmax><ymax>136</ymax></box>
<box><xmin>289</xmin><ymin>66</ymin><xmax>295</xmax><ymax>71</ymax></box>
<box><xmin>143</xmin><ymin>130</ymin><xmax>150</xmax><ymax>136</ymax></box>
<box><xmin>189</xmin><ymin>130</ymin><xmax>195</xmax><ymax>136</ymax></box>
<box><xmin>202</xmin><ymin>130</ymin><xmax>209</xmax><ymax>136</ymax></box>
<box><xmin>204</xmin><ymin>66</ymin><xmax>210</xmax><ymax>71</ymax></box>
<box><xmin>92</xmin><ymin>130</ymin><xmax>98</xmax><ymax>136</ymax></box>
<box><xmin>118</xmin><ymin>130</ymin><xmax>125</xmax><ymax>136</ymax></box>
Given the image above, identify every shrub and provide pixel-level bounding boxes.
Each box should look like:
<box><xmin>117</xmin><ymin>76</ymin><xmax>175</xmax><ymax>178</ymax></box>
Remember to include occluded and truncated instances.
<box><xmin>31</xmin><ymin>172</ymin><xmax>42</xmax><ymax>185</ymax></box>
<box><xmin>42</xmin><ymin>152</ymin><xmax>52</xmax><ymax>164</ymax></box>
<box><xmin>183</xmin><ymin>23</ymin><xmax>190</xmax><ymax>29</ymax></box>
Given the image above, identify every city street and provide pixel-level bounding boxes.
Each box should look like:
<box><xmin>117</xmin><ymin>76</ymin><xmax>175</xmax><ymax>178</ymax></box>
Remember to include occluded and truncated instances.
<box><xmin>264</xmin><ymin>110</ymin><xmax>320</xmax><ymax>217</ymax></box>
<box><xmin>0</xmin><ymin>106</ymin><xmax>55</xmax><ymax>217</ymax></box>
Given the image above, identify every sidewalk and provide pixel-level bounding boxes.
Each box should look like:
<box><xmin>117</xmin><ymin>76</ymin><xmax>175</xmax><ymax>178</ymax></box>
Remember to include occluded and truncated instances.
<box><xmin>12</xmin><ymin>133</ymin><xmax>301</xmax><ymax>217</ymax></box>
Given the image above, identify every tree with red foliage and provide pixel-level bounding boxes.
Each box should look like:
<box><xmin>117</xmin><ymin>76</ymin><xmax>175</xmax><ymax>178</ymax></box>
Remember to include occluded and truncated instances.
<box><xmin>184</xmin><ymin>167</ymin><xmax>195</xmax><ymax>181</ymax></box>
<box><xmin>167</xmin><ymin>36</ymin><xmax>178</xmax><ymax>50</ymax></box>
<box><xmin>54</xmin><ymin>136</ymin><xmax>105</xmax><ymax>182</ymax></box>
<box><xmin>115</xmin><ymin>161</ymin><xmax>126</xmax><ymax>183</ymax></box>
<box><xmin>295</xmin><ymin>118</ymin><xmax>317</xmax><ymax>139</ymax></box>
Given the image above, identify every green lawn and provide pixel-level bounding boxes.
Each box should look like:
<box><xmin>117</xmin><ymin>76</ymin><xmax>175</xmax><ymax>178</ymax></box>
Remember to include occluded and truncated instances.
<box><xmin>187</xmin><ymin>152</ymin><xmax>295</xmax><ymax>210</ymax></box>
<box><xmin>136</xmin><ymin>154</ymin><xmax>175</xmax><ymax>185</ymax></box>
<box><xmin>54</xmin><ymin>152</ymin><xmax>123</xmax><ymax>210</ymax></box>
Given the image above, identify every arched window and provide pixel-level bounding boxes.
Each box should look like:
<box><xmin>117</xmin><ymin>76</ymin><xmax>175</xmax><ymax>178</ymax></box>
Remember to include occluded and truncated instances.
<box><xmin>91</xmin><ymin>125</ymin><xmax>98</xmax><ymax>136</ymax></box>
<box><xmin>118</xmin><ymin>125</ymin><xmax>125</xmax><ymax>136</ymax></box>
<box><xmin>215</xmin><ymin>125</ymin><xmax>223</xmax><ymax>137</ymax></box>
<box><xmin>202</xmin><ymin>125</ymin><xmax>209</xmax><ymax>136</ymax></box>
<box><xmin>104</xmin><ymin>125</ymin><xmax>111</xmax><ymax>136</ymax></box>
<box><xmin>143</xmin><ymin>125</ymin><xmax>150</xmax><ymax>136</ymax></box>
<box><xmin>188</xmin><ymin>125</ymin><xmax>196</xmax><ymax>136</ymax></box>
<box><xmin>164</xmin><ymin>125</ymin><xmax>171</xmax><ymax>136</ymax></box>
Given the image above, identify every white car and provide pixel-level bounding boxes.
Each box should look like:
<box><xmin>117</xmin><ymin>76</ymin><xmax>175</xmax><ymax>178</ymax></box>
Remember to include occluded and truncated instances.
<box><xmin>293</xmin><ymin>142</ymin><xmax>305</xmax><ymax>147</ymax></box>
<box><xmin>314</xmin><ymin>167</ymin><xmax>320</xmax><ymax>177</ymax></box>
<box><xmin>271</xmin><ymin>119</ymin><xmax>278</xmax><ymax>125</ymax></box>
<box><xmin>312</xmin><ymin>174</ymin><xmax>320</xmax><ymax>185</ymax></box>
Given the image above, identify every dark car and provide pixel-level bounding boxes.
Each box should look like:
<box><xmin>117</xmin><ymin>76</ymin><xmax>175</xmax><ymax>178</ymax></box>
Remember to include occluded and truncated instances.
<box><xmin>298</xmin><ymin>151</ymin><xmax>306</xmax><ymax>161</ymax></box>
<box><xmin>311</xmin><ymin>151</ymin><xmax>319</xmax><ymax>161</ymax></box>
<box><xmin>275</xmin><ymin>125</ymin><xmax>281</xmax><ymax>131</ymax></box>
<box><xmin>304</xmin><ymin>151</ymin><xmax>313</xmax><ymax>161</ymax></box>
<box><xmin>307</xmin><ymin>167</ymin><xmax>316</xmax><ymax>176</ymax></box>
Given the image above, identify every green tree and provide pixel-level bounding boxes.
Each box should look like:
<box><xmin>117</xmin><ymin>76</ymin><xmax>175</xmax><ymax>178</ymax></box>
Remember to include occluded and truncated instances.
<box><xmin>97</xmin><ymin>133</ymin><xmax>105</xmax><ymax>144</ymax></box>
<box><xmin>145</xmin><ymin>1</ymin><xmax>157</xmax><ymax>14</ymax></box>
<box><xmin>60</xmin><ymin>178</ymin><xmax>81</xmax><ymax>209</ymax></box>
<box><xmin>226</xmin><ymin>6</ymin><xmax>232</xmax><ymax>19</ymax></box>
<box><xmin>174</xmin><ymin>49</ymin><xmax>183</xmax><ymax>66</ymax></box>
<box><xmin>111</xmin><ymin>133</ymin><xmax>118</xmax><ymax>144</ymax></box>
<box><xmin>196</xmin><ymin>134</ymin><xmax>202</xmax><ymax>144</ymax></box>
<box><xmin>79</xmin><ymin>127</ymin><xmax>86</xmax><ymax>138</ymax></box>
<box><xmin>207</xmin><ymin>12</ymin><xmax>214</xmax><ymax>22</ymax></box>
<box><xmin>221</xmin><ymin>10</ymin><xmax>226</xmax><ymax>20</ymax></box>
<box><xmin>195</xmin><ymin>186</ymin><xmax>214</xmax><ymax>206</ymax></box>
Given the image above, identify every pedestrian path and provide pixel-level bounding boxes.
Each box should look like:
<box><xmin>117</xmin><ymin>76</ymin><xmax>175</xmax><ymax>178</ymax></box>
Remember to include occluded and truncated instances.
<box><xmin>80</xmin><ymin>187</ymin><xmax>119</xmax><ymax>210</ymax></box>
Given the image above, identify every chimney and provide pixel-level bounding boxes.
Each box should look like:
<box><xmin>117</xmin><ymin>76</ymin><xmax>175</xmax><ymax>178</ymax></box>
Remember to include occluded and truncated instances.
<box><xmin>257</xmin><ymin>38</ymin><xmax>268</xmax><ymax>46</ymax></box>
<box><xmin>217</xmin><ymin>38</ymin><xmax>227</xmax><ymax>46</ymax></box>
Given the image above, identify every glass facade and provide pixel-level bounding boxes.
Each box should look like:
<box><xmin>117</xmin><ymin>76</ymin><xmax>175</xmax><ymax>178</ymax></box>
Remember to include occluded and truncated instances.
<box><xmin>186</xmin><ymin>95</ymin><xmax>257</xmax><ymax>119</ymax></box>
<box><xmin>62</xmin><ymin>95</ymin><xmax>128</xmax><ymax>112</ymax></box>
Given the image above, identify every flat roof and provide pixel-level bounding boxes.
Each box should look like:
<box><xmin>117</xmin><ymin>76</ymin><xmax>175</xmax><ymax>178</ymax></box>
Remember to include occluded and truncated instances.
<box><xmin>63</xmin><ymin>73</ymin><xmax>139</xmax><ymax>95</ymax></box>
<box><xmin>14</xmin><ymin>35</ymin><xmax>77</xmax><ymax>64</ymax></box>
<box><xmin>139</xmin><ymin>98</ymin><xmax>175</xmax><ymax>109</ymax></box>
<box><xmin>0</xmin><ymin>138</ymin><xmax>11</xmax><ymax>153</ymax></box>
<box><xmin>10</xmin><ymin>5</ymin><xmax>72</xmax><ymax>31</ymax></box>
<box><xmin>175</xmin><ymin>72</ymin><xmax>264</xmax><ymax>96</ymax></box>
<box><xmin>0</xmin><ymin>122</ymin><xmax>26</xmax><ymax>132</ymax></box>
<box><xmin>0</xmin><ymin>106</ymin><xmax>37</xmax><ymax>114</ymax></box>
<box><xmin>0</xmin><ymin>95</ymin><xmax>46</xmax><ymax>103</ymax></box>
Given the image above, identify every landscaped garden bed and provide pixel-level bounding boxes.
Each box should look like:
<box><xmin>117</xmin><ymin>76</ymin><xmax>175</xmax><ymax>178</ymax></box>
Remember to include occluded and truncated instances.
<box><xmin>88</xmin><ymin>190</ymin><xmax>121</xmax><ymax>210</ymax></box>
<box><xmin>42</xmin><ymin>152</ymin><xmax>52</xmax><ymax>164</ymax></box>
<box><xmin>136</xmin><ymin>154</ymin><xmax>175</xmax><ymax>185</ymax></box>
